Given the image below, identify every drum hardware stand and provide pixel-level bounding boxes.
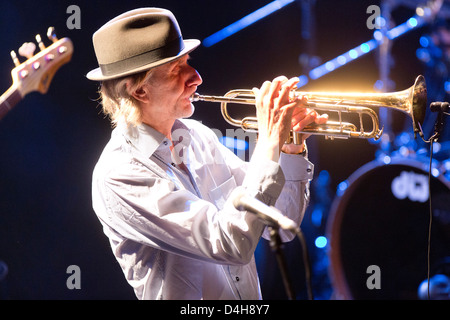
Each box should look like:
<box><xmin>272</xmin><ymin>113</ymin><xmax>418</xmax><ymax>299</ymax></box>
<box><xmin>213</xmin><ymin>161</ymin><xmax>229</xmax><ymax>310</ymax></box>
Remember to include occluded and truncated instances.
<box><xmin>378</xmin><ymin>0</ymin><xmax>396</xmax><ymax>156</ymax></box>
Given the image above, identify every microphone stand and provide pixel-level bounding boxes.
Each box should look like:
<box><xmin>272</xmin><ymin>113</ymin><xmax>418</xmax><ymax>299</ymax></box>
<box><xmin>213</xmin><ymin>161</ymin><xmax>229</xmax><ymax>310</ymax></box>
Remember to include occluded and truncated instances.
<box><xmin>233</xmin><ymin>189</ymin><xmax>314</xmax><ymax>300</ymax></box>
<box><xmin>268</xmin><ymin>226</ymin><xmax>296</xmax><ymax>300</ymax></box>
<box><xmin>421</xmin><ymin>101</ymin><xmax>449</xmax><ymax>300</ymax></box>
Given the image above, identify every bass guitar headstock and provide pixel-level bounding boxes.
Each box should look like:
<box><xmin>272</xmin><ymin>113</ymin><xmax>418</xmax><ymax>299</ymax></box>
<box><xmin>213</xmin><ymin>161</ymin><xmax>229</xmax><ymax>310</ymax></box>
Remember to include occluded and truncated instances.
<box><xmin>10</xmin><ymin>27</ymin><xmax>73</xmax><ymax>97</ymax></box>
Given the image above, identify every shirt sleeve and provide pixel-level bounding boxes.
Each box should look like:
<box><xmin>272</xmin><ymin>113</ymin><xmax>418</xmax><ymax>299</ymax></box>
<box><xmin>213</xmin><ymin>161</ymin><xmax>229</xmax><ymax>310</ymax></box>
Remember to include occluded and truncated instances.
<box><xmin>94</xmin><ymin>152</ymin><xmax>286</xmax><ymax>267</ymax></box>
<box><xmin>267</xmin><ymin>151</ymin><xmax>314</xmax><ymax>242</ymax></box>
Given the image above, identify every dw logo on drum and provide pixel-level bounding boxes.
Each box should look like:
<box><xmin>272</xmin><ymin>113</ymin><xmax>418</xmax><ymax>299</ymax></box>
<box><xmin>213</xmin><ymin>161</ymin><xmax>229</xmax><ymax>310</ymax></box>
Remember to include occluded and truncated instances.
<box><xmin>391</xmin><ymin>171</ymin><xmax>429</xmax><ymax>203</ymax></box>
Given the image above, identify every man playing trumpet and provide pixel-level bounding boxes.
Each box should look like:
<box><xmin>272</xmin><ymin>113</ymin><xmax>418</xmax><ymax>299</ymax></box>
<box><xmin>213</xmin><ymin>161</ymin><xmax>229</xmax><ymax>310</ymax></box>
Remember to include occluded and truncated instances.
<box><xmin>88</xmin><ymin>7</ymin><xmax>327</xmax><ymax>300</ymax></box>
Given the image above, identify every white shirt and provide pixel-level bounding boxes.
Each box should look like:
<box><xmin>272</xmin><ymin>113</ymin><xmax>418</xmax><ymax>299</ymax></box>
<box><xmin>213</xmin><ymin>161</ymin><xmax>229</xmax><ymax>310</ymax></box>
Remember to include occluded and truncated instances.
<box><xmin>91</xmin><ymin>119</ymin><xmax>313</xmax><ymax>300</ymax></box>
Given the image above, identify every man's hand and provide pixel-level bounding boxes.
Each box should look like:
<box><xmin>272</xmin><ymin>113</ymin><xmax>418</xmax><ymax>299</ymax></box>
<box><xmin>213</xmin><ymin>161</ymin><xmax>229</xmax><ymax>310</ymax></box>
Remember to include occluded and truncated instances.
<box><xmin>282</xmin><ymin>102</ymin><xmax>328</xmax><ymax>154</ymax></box>
<box><xmin>252</xmin><ymin>76</ymin><xmax>302</xmax><ymax>161</ymax></box>
<box><xmin>252</xmin><ymin>76</ymin><xmax>328</xmax><ymax>160</ymax></box>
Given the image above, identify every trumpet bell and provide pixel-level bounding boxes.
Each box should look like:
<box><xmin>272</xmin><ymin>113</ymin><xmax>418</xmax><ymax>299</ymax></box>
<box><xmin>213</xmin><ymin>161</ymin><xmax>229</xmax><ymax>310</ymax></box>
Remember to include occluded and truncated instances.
<box><xmin>410</xmin><ymin>75</ymin><xmax>427</xmax><ymax>137</ymax></box>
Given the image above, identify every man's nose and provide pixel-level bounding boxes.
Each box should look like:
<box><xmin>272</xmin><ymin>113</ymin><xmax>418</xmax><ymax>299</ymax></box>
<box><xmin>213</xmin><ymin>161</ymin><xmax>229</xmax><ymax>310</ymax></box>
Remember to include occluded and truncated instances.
<box><xmin>186</xmin><ymin>66</ymin><xmax>202</xmax><ymax>87</ymax></box>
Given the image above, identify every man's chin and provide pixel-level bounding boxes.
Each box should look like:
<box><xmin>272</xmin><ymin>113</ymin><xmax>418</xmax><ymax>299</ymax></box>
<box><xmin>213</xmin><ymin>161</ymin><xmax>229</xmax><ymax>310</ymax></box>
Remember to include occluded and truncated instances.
<box><xmin>181</xmin><ymin>103</ymin><xmax>195</xmax><ymax>119</ymax></box>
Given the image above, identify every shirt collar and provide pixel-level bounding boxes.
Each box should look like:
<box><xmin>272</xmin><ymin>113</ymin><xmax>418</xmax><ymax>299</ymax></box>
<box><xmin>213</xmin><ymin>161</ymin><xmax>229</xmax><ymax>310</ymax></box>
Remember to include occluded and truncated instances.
<box><xmin>120</xmin><ymin>119</ymin><xmax>191</xmax><ymax>159</ymax></box>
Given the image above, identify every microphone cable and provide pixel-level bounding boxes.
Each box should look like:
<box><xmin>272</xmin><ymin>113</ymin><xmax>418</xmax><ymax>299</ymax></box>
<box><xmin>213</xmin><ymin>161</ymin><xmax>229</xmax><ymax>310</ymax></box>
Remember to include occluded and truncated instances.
<box><xmin>292</xmin><ymin>227</ymin><xmax>314</xmax><ymax>300</ymax></box>
<box><xmin>426</xmin><ymin>139</ymin><xmax>434</xmax><ymax>300</ymax></box>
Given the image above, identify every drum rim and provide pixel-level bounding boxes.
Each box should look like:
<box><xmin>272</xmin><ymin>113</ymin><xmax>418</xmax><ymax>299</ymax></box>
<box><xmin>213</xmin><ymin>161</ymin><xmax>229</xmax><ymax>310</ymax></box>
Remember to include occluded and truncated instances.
<box><xmin>325</xmin><ymin>156</ymin><xmax>450</xmax><ymax>299</ymax></box>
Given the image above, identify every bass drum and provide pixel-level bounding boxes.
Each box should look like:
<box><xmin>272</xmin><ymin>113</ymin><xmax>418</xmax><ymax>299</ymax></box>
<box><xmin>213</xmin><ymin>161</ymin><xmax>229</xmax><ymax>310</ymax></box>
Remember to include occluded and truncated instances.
<box><xmin>326</xmin><ymin>157</ymin><xmax>450</xmax><ymax>299</ymax></box>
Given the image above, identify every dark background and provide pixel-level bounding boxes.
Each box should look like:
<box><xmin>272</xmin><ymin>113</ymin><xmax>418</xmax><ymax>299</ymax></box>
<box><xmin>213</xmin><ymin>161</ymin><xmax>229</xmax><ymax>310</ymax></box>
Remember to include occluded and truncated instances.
<box><xmin>0</xmin><ymin>0</ymin><xmax>442</xmax><ymax>299</ymax></box>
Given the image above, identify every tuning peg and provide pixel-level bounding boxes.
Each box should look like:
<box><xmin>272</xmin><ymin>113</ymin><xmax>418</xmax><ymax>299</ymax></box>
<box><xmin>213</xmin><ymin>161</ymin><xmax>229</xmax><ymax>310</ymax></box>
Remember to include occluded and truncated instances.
<box><xmin>35</xmin><ymin>34</ymin><xmax>45</xmax><ymax>50</ymax></box>
<box><xmin>10</xmin><ymin>50</ymin><xmax>20</xmax><ymax>67</ymax></box>
<box><xmin>47</xmin><ymin>27</ymin><xmax>58</xmax><ymax>43</ymax></box>
<box><xmin>18</xmin><ymin>42</ymin><xmax>36</xmax><ymax>59</ymax></box>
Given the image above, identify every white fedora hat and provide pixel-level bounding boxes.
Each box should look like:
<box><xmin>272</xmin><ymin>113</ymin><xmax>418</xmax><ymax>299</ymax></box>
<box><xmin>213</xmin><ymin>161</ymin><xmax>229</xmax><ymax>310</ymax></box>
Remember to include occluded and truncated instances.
<box><xmin>87</xmin><ymin>8</ymin><xmax>200</xmax><ymax>81</ymax></box>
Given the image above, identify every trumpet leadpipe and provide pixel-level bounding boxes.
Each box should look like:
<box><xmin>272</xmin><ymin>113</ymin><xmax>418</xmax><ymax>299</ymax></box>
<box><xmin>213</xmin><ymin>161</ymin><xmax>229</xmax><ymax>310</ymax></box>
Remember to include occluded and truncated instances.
<box><xmin>190</xmin><ymin>92</ymin><xmax>255</xmax><ymax>105</ymax></box>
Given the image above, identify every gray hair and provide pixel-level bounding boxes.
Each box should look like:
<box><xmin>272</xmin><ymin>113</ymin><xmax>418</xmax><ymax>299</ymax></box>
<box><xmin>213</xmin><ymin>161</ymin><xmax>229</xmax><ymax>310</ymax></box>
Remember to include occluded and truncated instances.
<box><xmin>99</xmin><ymin>69</ymin><xmax>152</xmax><ymax>127</ymax></box>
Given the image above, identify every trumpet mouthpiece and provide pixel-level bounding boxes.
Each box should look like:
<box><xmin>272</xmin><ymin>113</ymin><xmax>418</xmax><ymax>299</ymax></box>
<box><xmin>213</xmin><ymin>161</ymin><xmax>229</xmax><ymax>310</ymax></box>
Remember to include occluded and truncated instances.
<box><xmin>190</xmin><ymin>93</ymin><xmax>200</xmax><ymax>102</ymax></box>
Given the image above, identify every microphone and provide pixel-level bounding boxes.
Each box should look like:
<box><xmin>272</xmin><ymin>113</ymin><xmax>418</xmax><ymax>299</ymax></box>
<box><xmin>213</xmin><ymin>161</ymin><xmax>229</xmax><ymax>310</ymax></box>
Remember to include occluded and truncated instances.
<box><xmin>430</xmin><ymin>101</ymin><xmax>450</xmax><ymax>113</ymax></box>
<box><xmin>232</xmin><ymin>188</ymin><xmax>298</xmax><ymax>231</ymax></box>
<box><xmin>429</xmin><ymin>102</ymin><xmax>449</xmax><ymax>141</ymax></box>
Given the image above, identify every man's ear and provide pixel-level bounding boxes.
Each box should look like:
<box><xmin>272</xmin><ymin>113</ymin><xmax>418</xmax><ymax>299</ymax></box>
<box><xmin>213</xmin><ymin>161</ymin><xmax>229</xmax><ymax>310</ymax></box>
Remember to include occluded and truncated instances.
<box><xmin>131</xmin><ymin>85</ymin><xmax>150</xmax><ymax>104</ymax></box>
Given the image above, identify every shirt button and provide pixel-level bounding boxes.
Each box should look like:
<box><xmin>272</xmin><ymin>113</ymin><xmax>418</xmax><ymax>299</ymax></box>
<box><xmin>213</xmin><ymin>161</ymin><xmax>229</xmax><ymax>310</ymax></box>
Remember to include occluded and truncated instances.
<box><xmin>235</xmin><ymin>276</ymin><xmax>239</xmax><ymax>282</ymax></box>
<box><xmin>163</xmin><ymin>140</ymin><xmax>168</xmax><ymax>146</ymax></box>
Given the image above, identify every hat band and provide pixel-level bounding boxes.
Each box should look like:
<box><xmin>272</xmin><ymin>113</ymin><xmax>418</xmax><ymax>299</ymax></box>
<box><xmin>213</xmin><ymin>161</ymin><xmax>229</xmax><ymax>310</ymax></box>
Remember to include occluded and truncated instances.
<box><xmin>99</xmin><ymin>37</ymin><xmax>185</xmax><ymax>77</ymax></box>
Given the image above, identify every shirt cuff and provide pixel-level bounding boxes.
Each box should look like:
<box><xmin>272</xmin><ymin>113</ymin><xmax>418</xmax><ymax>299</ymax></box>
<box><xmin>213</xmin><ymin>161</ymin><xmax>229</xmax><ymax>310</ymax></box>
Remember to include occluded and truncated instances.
<box><xmin>279</xmin><ymin>152</ymin><xmax>314</xmax><ymax>181</ymax></box>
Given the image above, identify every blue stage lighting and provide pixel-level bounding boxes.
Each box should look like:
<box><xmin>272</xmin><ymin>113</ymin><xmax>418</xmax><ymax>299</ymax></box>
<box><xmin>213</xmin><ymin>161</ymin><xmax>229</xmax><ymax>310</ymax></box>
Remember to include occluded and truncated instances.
<box><xmin>204</xmin><ymin>3</ymin><xmax>430</xmax><ymax>89</ymax></box>
<box><xmin>337</xmin><ymin>55</ymin><xmax>346</xmax><ymax>65</ymax></box>
<box><xmin>219</xmin><ymin>136</ymin><xmax>249</xmax><ymax>151</ymax></box>
<box><xmin>360</xmin><ymin>43</ymin><xmax>370</xmax><ymax>53</ymax></box>
<box><xmin>337</xmin><ymin>180</ymin><xmax>349</xmax><ymax>196</ymax></box>
<box><xmin>297</xmin><ymin>75</ymin><xmax>309</xmax><ymax>88</ymax></box>
<box><xmin>407</xmin><ymin>17</ymin><xmax>418</xmax><ymax>28</ymax></box>
<box><xmin>298</xmin><ymin>12</ymin><xmax>426</xmax><ymax>88</ymax></box>
<box><xmin>374</xmin><ymin>79</ymin><xmax>384</xmax><ymax>91</ymax></box>
<box><xmin>203</xmin><ymin>0</ymin><xmax>295</xmax><ymax>47</ymax></box>
<box><xmin>348</xmin><ymin>49</ymin><xmax>358</xmax><ymax>59</ymax></box>
<box><xmin>419</xmin><ymin>36</ymin><xmax>429</xmax><ymax>47</ymax></box>
<box><xmin>315</xmin><ymin>236</ymin><xmax>327</xmax><ymax>249</ymax></box>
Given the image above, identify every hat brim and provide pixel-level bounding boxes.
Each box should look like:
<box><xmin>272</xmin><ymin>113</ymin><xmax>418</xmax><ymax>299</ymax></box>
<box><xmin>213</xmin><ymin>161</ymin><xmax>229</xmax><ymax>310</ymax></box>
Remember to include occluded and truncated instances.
<box><xmin>86</xmin><ymin>39</ymin><xmax>200</xmax><ymax>81</ymax></box>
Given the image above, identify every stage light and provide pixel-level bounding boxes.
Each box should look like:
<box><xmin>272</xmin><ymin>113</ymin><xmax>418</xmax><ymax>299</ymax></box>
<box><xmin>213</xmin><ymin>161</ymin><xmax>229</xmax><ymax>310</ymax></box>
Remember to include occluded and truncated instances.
<box><xmin>431</xmin><ymin>167</ymin><xmax>440</xmax><ymax>178</ymax></box>
<box><xmin>416</xmin><ymin>7</ymin><xmax>425</xmax><ymax>16</ymax></box>
<box><xmin>407</xmin><ymin>17</ymin><xmax>418</xmax><ymax>28</ymax></box>
<box><xmin>205</xmin><ymin>2</ymin><xmax>431</xmax><ymax>90</ymax></box>
<box><xmin>376</xmin><ymin>16</ymin><xmax>387</xmax><ymax>28</ymax></box>
<box><xmin>219</xmin><ymin>136</ymin><xmax>248</xmax><ymax>151</ymax></box>
<box><xmin>203</xmin><ymin>0</ymin><xmax>295</xmax><ymax>47</ymax></box>
<box><xmin>337</xmin><ymin>55</ymin><xmax>346</xmax><ymax>65</ymax></box>
<box><xmin>373</xmin><ymin>30</ymin><xmax>383</xmax><ymax>41</ymax></box>
<box><xmin>315</xmin><ymin>236</ymin><xmax>327</xmax><ymax>249</ymax></box>
<box><xmin>374</xmin><ymin>79</ymin><xmax>384</xmax><ymax>91</ymax></box>
<box><xmin>416</xmin><ymin>48</ymin><xmax>431</xmax><ymax>63</ymax></box>
<box><xmin>382</xmin><ymin>155</ymin><xmax>391</xmax><ymax>164</ymax></box>
<box><xmin>348</xmin><ymin>49</ymin><xmax>358</xmax><ymax>59</ymax></box>
<box><xmin>360</xmin><ymin>43</ymin><xmax>370</xmax><ymax>53</ymax></box>
<box><xmin>297</xmin><ymin>10</ymin><xmax>427</xmax><ymax>89</ymax></box>
<box><xmin>445</xmin><ymin>81</ymin><xmax>450</xmax><ymax>93</ymax></box>
<box><xmin>297</xmin><ymin>75</ymin><xmax>309</xmax><ymax>87</ymax></box>
<box><xmin>444</xmin><ymin>160</ymin><xmax>450</xmax><ymax>173</ymax></box>
<box><xmin>309</xmin><ymin>67</ymin><xmax>325</xmax><ymax>80</ymax></box>
<box><xmin>337</xmin><ymin>180</ymin><xmax>349</xmax><ymax>196</ymax></box>
<box><xmin>419</xmin><ymin>35</ymin><xmax>429</xmax><ymax>47</ymax></box>
<box><xmin>325</xmin><ymin>61</ymin><xmax>335</xmax><ymax>71</ymax></box>
<box><xmin>305</xmin><ymin>39</ymin><xmax>377</xmax><ymax>83</ymax></box>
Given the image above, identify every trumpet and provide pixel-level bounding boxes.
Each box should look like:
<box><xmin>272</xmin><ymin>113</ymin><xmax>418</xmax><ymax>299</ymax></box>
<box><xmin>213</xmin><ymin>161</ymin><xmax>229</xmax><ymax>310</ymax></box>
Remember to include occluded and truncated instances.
<box><xmin>190</xmin><ymin>75</ymin><xmax>427</xmax><ymax>143</ymax></box>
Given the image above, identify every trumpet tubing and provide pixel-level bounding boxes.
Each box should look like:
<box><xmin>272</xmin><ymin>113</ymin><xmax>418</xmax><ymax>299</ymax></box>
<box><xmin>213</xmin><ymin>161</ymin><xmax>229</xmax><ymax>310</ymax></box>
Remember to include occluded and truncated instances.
<box><xmin>190</xmin><ymin>75</ymin><xmax>427</xmax><ymax>143</ymax></box>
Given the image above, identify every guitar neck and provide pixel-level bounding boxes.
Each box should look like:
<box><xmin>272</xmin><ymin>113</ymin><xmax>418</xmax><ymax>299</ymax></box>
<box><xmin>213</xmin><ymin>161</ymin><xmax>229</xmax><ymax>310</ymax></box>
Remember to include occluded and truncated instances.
<box><xmin>0</xmin><ymin>85</ymin><xmax>22</xmax><ymax>120</ymax></box>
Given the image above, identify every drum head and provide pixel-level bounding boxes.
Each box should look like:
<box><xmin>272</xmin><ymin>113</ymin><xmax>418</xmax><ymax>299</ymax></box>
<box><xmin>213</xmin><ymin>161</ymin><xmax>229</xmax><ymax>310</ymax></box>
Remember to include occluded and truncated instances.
<box><xmin>327</xmin><ymin>158</ymin><xmax>450</xmax><ymax>299</ymax></box>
